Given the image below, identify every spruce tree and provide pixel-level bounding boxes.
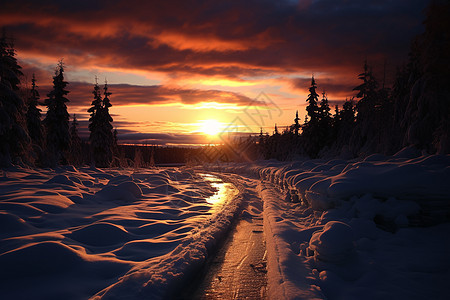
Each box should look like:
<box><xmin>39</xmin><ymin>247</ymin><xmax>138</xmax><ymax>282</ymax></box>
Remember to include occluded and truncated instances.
<box><xmin>341</xmin><ymin>98</ymin><xmax>356</xmax><ymax>127</ymax></box>
<box><xmin>88</xmin><ymin>79</ymin><xmax>114</xmax><ymax>167</ymax></box>
<box><xmin>26</xmin><ymin>74</ymin><xmax>44</xmax><ymax>148</ymax></box>
<box><xmin>69</xmin><ymin>114</ymin><xmax>82</xmax><ymax>165</ymax></box>
<box><xmin>399</xmin><ymin>1</ymin><xmax>450</xmax><ymax>153</ymax></box>
<box><xmin>88</xmin><ymin>79</ymin><xmax>104</xmax><ymax>167</ymax></box>
<box><xmin>318</xmin><ymin>91</ymin><xmax>332</xmax><ymax>149</ymax></box>
<box><xmin>44</xmin><ymin>60</ymin><xmax>70</xmax><ymax>165</ymax></box>
<box><xmin>338</xmin><ymin>98</ymin><xmax>356</xmax><ymax>147</ymax></box>
<box><xmin>305</xmin><ymin>76</ymin><xmax>320</xmax><ymax>126</ymax></box>
<box><xmin>302</xmin><ymin>76</ymin><xmax>321</xmax><ymax>157</ymax></box>
<box><xmin>100</xmin><ymin>82</ymin><xmax>114</xmax><ymax>166</ymax></box>
<box><xmin>293</xmin><ymin>110</ymin><xmax>300</xmax><ymax>136</ymax></box>
<box><xmin>350</xmin><ymin>61</ymin><xmax>379</xmax><ymax>154</ymax></box>
<box><xmin>0</xmin><ymin>33</ymin><xmax>30</xmax><ymax>166</ymax></box>
<box><xmin>353</xmin><ymin>61</ymin><xmax>378</xmax><ymax>124</ymax></box>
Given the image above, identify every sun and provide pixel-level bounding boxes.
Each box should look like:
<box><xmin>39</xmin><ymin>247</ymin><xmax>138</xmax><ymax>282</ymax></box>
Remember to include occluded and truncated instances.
<box><xmin>199</xmin><ymin>119</ymin><xmax>222</xmax><ymax>136</ymax></box>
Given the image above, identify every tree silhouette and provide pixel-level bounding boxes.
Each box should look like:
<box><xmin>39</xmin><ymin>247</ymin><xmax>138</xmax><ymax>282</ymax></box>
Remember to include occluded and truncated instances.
<box><xmin>318</xmin><ymin>91</ymin><xmax>332</xmax><ymax>150</ymax></box>
<box><xmin>397</xmin><ymin>0</ymin><xmax>450</xmax><ymax>153</ymax></box>
<box><xmin>305</xmin><ymin>76</ymin><xmax>320</xmax><ymax>127</ymax></box>
<box><xmin>88</xmin><ymin>79</ymin><xmax>104</xmax><ymax>167</ymax></box>
<box><xmin>0</xmin><ymin>33</ymin><xmax>30</xmax><ymax>166</ymax></box>
<box><xmin>350</xmin><ymin>61</ymin><xmax>379</xmax><ymax>153</ymax></box>
<box><xmin>44</xmin><ymin>60</ymin><xmax>70</xmax><ymax>165</ymax></box>
<box><xmin>69</xmin><ymin>114</ymin><xmax>82</xmax><ymax>165</ymax></box>
<box><xmin>26</xmin><ymin>74</ymin><xmax>44</xmax><ymax>148</ymax></box>
<box><xmin>88</xmin><ymin>79</ymin><xmax>114</xmax><ymax>167</ymax></box>
<box><xmin>99</xmin><ymin>82</ymin><xmax>114</xmax><ymax>166</ymax></box>
<box><xmin>302</xmin><ymin>76</ymin><xmax>322</xmax><ymax>157</ymax></box>
<box><xmin>293</xmin><ymin>110</ymin><xmax>300</xmax><ymax>136</ymax></box>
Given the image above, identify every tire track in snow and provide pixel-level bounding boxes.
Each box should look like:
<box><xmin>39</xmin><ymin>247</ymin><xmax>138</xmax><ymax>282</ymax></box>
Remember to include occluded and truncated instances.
<box><xmin>186</xmin><ymin>177</ymin><xmax>267</xmax><ymax>299</ymax></box>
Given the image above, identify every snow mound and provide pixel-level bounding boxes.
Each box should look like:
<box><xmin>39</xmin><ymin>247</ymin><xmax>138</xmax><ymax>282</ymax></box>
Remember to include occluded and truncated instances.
<box><xmin>45</xmin><ymin>174</ymin><xmax>76</xmax><ymax>186</ymax></box>
<box><xmin>0</xmin><ymin>241</ymin><xmax>83</xmax><ymax>279</ymax></box>
<box><xmin>96</xmin><ymin>181</ymin><xmax>142</xmax><ymax>201</ymax></box>
<box><xmin>68</xmin><ymin>223</ymin><xmax>131</xmax><ymax>247</ymax></box>
<box><xmin>0</xmin><ymin>212</ymin><xmax>33</xmax><ymax>238</ymax></box>
<box><xmin>0</xmin><ymin>167</ymin><xmax>242</xmax><ymax>299</ymax></box>
<box><xmin>309</xmin><ymin>221</ymin><xmax>356</xmax><ymax>263</ymax></box>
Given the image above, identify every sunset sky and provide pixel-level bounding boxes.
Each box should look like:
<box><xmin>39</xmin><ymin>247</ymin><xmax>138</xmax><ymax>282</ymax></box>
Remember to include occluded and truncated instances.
<box><xmin>1</xmin><ymin>0</ymin><xmax>428</xmax><ymax>146</ymax></box>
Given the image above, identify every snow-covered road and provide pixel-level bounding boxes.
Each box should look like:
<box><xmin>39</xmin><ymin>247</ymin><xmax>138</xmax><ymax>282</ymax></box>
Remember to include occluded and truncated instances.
<box><xmin>1</xmin><ymin>149</ymin><xmax>449</xmax><ymax>299</ymax></box>
<box><xmin>190</xmin><ymin>176</ymin><xmax>267</xmax><ymax>299</ymax></box>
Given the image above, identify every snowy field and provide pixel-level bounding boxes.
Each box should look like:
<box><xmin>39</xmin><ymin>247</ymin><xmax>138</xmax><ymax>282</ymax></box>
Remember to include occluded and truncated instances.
<box><xmin>0</xmin><ymin>167</ymin><xmax>241</xmax><ymax>299</ymax></box>
<box><xmin>211</xmin><ymin>147</ymin><xmax>450</xmax><ymax>300</ymax></box>
<box><xmin>1</xmin><ymin>147</ymin><xmax>450</xmax><ymax>299</ymax></box>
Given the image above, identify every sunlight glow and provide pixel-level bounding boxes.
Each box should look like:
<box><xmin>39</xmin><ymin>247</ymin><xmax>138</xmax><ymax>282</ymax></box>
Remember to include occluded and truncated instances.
<box><xmin>199</xmin><ymin>119</ymin><xmax>223</xmax><ymax>136</ymax></box>
<box><xmin>201</xmin><ymin>174</ymin><xmax>239</xmax><ymax>206</ymax></box>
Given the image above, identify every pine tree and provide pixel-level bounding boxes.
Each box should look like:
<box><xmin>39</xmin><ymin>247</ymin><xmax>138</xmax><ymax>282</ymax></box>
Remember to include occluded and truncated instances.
<box><xmin>302</xmin><ymin>76</ymin><xmax>322</xmax><ymax>157</ymax></box>
<box><xmin>293</xmin><ymin>110</ymin><xmax>300</xmax><ymax>136</ymax></box>
<box><xmin>338</xmin><ymin>98</ymin><xmax>356</xmax><ymax>147</ymax></box>
<box><xmin>0</xmin><ymin>33</ymin><xmax>30</xmax><ymax>166</ymax></box>
<box><xmin>88</xmin><ymin>79</ymin><xmax>114</xmax><ymax>167</ymax></box>
<box><xmin>26</xmin><ymin>74</ymin><xmax>44</xmax><ymax>148</ymax></box>
<box><xmin>353</xmin><ymin>60</ymin><xmax>378</xmax><ymax>123</ymax></box>
<box><xmin>350</xmin><ymin>61</ymin><xmax>380</xmax><ymax>154</ymax></box>
<box><xmin>318</xmin><ymin>91</ymin><xmax>332</xmax><ymax>149</ymax></box>
<box><xmin>88</xmin><ymin>78</ymin><xmax>104</xmax><ymax>167</ymax></box>
<box><xmin>331</xmin><ymin>105</ymin><xmax>341</xmax><ymax>144</ymax></box>
<box><xmin>399</xmin><ymin>1</ymin><xmax>450</xmax><ymax>153</ymax></box>
<box><xmin>341</xmin><ymin>98</ymin><xmax>356</xmax><ymax>127</ymax></box>
<box><xmin>44</xmin><ymin>60</ymin><xmax>70</xmax><ymax>165</ymax></box>
<box><xmin>319</xmin><ymin>92</ymin><xmax>331</xmax><ymax>124</ymax></box>
<box><xmin>305</xmin><ymin>76</ymin><xmax>320</xmax><ymax>126</ymax></box>
<box><xmin>100</xmin><ymin>82</ymin><xmax>114</xmax><ymax>166</ymax></box>
<box><xmin>69</xmin><ymin>114</ymin><xmax>82</xmax><ymax>165</ymax></box>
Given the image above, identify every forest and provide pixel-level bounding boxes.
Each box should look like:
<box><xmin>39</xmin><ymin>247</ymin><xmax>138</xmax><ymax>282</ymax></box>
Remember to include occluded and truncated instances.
<box><xmin>0</xmin><ymin>1</ymin><xmax>448</xmax><ymax>168</ymax></box>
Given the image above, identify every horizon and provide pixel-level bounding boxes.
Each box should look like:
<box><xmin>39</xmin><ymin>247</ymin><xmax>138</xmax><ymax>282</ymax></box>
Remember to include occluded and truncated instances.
<box><xmin>1</xmin><ymin>0</ymin><xmax>428</xmax><ymax>146</ymax></box>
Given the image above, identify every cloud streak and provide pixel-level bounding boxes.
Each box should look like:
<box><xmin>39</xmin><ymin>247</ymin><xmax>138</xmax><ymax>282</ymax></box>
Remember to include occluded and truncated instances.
<box><xmin>32</xmin><ymin>82</ymin><xmax>256</xmax><ymax>107</ymax></box>
<box><xmin>1</xmin><ymin>0</ymin><xmax>428</xmax><ymax>145</ymax></box>
<box><xmin>2</xmin><ymin>0</ymin><xmax>427</xmax><ymax>78</ymax></box>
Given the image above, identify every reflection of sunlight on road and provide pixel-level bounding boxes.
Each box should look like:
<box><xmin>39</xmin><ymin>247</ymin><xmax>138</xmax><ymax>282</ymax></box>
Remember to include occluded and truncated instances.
<box><xmin>200</xmin><ymin>174</ymin><xmax>239</xmax><ymax>205</ymax></box>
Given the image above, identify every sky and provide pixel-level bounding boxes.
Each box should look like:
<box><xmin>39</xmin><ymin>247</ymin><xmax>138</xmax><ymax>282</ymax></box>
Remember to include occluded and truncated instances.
<box><xmin>1</xmin><ymin>0</ymin><xmax>428</xmax><ymax>146</ymax></box>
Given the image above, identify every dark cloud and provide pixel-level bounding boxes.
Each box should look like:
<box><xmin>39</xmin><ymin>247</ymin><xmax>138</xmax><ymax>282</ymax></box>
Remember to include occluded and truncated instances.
<box><xmin>2</xmin><ymin>0</ymin><xmax>427</xmax><ymax>79</ymax></box>
<box><xmin>2</xmin><ymin>0</ymin><xmax>429</xmax><ymax>145</ymax></box>
<box><xmin>290</xmin><ymin>76</ymin><xmax>358</xmax><ymax>98</ymax></box>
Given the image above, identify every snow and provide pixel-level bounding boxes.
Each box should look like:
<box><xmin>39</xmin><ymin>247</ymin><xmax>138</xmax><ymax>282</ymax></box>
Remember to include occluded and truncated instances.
<box><xmin>309</xmin><ymin>221</ymin><xmax>356</xmax><ymax>263</ymax></box>
<box><xmin>209</xmin><ymin>149</ymin><xmax>450</xmax><ymax>299</ymax></box>
<box><xmin>0</xmin><ymin>166</ymin><xmax>241</xmax><ymax>299</ymax></box>
<box><xmin>1</xmin><ymin>149</ymin><xmax>449</xmax><ymax>299</ymax></box>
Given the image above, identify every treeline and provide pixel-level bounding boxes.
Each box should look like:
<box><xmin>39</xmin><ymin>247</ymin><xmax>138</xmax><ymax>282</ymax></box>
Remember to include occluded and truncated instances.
<box><xmin>59</xmin><ymin>143</ymin><xmax>197</xmax><ymax>168</ymax></box>
<box><xmin>232</xmin><ymin>1</ymin><xmax>449</xmax><ymax>161</ymax></box>
<box><xmin>1</xmin><ymin>2</ymin><xmax>448</xmax><ymax>167</ymax></box>
<box><xmin>0</xmin><ymin>35</ymin><xmax>116</xmax><ymax>168</ymax></box>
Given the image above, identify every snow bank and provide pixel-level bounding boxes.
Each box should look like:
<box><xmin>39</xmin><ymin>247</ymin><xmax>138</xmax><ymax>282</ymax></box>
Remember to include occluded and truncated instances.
<box><xmin>259</xmin><ymin>182</ymin><xmax>325</xmax><ymax>300</ymax></box>
<box><xmin>215</xmin><ymin>150</ymin><xmax>450</xmax><ymax>299</ymax></box>
<box><xmin>309</xmin><ymin>221</ymin><xmax>355</xmax><ymax>263</ymax></box>
<box><xmin>214</xmin><ymin>151</ymin><xmax>450</xmax><ymax>227</ymax></box>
